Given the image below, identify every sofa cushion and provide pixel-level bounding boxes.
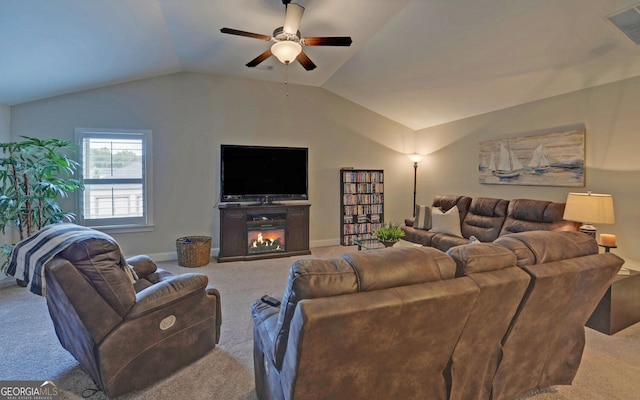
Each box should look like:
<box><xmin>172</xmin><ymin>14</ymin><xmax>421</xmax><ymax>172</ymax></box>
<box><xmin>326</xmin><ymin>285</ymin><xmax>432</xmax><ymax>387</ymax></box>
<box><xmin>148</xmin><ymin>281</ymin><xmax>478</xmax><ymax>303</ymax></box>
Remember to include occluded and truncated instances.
<box><xmin>273</xmin><ymin>258</ymin><xmax>358</xmax><ymax>368</ymax></box>
<box><xmin>400</xmin><ymin>225</ymin><xmax>437</xmax><ymax>246</ymax></box>
<box><xmin>431</xmin><ymin>206</ymin><xmax>462</xmax><ymax>237</ymax></box>
<box><xmin>414</xmin><ymin>204</ymin><xmax>431</xmax><ymax>229</ymax></box>
<box><xmin>431</xmin><ymin>234</ymin><xmax>470</xmax><ymax>253</ymax></box>
<box><xmin>500</xmin><ymin>199</ymin><xmax>577</xmax><ymax>236</ymax></box>
<box><xmin>461</xmin><ymin>197</ymin><xmax>509</xmax><ymax>242</ymax></box>
<box><xmin>342</xmin><ymin>246</ymin><xmax>456</xmax><ymax>291</ymax></box>
<box><xmin>494</xmin><ymin>231</ymin><xmax>598</xmax><ymax>267</ymax></box>
<box><xmin>433</xmin><ymin>195</ymin><xmax>472</xmax><ymax>217</ymax></box>
<box><xmin>447</xmin><ymin>243</ymin><xmax>517</xmax><ymax>276</ymax></box>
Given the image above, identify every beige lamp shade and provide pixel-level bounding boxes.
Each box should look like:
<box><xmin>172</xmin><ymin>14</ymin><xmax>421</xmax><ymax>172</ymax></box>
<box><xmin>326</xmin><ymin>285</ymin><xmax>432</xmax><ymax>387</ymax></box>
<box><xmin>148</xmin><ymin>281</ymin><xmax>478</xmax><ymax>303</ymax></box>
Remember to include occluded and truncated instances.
<box><xmin>563</xmin><ymin>192</ymin><xmax>615</xmax><ymax>225</ymax></box>
<box><xmin>407</xmin><ymin>153</ymin><xmax>423</xmax><ymax>163</ymax></box>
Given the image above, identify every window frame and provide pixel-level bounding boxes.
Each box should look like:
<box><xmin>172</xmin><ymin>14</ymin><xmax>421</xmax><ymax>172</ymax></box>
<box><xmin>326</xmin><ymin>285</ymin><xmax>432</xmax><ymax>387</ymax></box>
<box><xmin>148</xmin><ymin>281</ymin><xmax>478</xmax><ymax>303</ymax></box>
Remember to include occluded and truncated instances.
<box><xmin>75</xmin><ymin>128</ymin><xmax>153</xmax><ymax>232</ymax></box>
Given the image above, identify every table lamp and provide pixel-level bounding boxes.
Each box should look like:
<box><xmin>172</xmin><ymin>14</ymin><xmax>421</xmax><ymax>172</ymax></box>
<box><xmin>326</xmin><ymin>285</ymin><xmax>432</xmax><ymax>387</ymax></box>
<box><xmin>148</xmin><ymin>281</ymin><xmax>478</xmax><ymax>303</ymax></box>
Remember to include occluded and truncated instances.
<box><xmin>563</xmin><ymin>192</ymin><xmax>615</xmax><ymax>238</ymax></box>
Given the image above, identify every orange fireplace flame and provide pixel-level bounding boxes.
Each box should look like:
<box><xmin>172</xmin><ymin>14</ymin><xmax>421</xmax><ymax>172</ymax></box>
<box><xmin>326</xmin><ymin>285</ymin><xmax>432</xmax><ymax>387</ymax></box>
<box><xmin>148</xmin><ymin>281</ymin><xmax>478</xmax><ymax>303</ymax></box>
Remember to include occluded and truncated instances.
<box><xmin>250</xmin><ymin>231</ymin><xmax>283</xmax><ymax>251</ymax></box>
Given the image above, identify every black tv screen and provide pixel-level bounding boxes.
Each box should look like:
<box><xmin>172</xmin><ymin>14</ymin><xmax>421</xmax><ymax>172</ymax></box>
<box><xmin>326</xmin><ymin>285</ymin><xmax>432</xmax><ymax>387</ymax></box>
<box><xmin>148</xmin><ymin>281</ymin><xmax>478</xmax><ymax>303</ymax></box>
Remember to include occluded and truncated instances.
<box><xmin>220</xmin><ymin>145</ymin><xmax>308</xmax><ymax>202</ymax></box>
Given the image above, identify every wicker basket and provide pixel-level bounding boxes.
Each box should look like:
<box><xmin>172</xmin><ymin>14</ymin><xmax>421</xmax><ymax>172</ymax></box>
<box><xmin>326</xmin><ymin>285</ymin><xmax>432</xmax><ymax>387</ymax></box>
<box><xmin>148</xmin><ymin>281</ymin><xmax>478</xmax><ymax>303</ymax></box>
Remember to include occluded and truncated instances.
<box><xmin>176</xmin><ymin>236</ymin><xmax>212</xmax><ymax>267</ymax></box>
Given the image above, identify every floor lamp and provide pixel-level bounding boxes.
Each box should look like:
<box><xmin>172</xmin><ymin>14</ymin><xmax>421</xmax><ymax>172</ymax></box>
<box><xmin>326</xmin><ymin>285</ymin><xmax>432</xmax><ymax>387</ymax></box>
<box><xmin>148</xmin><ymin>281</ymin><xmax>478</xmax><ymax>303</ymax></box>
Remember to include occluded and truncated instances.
<box><xmin>407</xmin><ymin>153</ymin><xmax>423</xmax><ymax>217</ymax></box>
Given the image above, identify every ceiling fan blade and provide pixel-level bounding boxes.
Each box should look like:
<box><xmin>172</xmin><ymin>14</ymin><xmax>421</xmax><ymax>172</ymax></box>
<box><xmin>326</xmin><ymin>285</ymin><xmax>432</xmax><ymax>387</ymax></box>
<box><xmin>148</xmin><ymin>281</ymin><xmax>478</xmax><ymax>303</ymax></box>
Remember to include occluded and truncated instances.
<box><xmin>246</xmin><ymin>49</ymin><xmax>273</xmax><ymax>67</ymax></box>
<box><xmin>220</xmin><ymin>28</ymin><xmax>272</xmax><ymax>41</ymax></box>
<box><xmin>283</xmin><ymin>3</ymin><xmax>304</xmax><ymax>34</ymax></box>
<box><xmin>296</xmin><ymin>51</ymin><xmax>316</xmax><ymax>71</ymax></box>
<box><xmin>303</xmin><ymin>36</ymin><xmax>353</xmax><ymax>46</ymax></box>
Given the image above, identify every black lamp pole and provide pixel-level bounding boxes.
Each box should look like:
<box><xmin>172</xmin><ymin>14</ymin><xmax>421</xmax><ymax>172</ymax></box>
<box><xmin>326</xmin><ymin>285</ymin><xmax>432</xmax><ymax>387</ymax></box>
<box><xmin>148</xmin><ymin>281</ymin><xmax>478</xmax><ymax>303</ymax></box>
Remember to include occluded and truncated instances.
<box><xmin>412</xmin><ymin>161</ymin><xmax>418</xmax><ymax>217</ymax></box>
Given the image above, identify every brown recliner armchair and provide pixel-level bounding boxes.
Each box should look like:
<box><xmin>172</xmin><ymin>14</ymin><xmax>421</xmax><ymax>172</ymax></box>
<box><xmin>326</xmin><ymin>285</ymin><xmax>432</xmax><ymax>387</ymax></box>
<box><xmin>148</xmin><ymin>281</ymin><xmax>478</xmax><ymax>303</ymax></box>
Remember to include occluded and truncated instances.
<box><xmin>44</xmin><ymin>235</ymin><xmax>221</xmax><ymax>397</ymax></box>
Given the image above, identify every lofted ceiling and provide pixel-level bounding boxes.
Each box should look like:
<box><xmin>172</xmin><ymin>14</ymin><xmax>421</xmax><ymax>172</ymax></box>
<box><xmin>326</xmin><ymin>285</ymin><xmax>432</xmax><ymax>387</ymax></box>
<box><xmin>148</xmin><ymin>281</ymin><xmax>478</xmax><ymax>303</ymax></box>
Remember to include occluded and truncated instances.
<box><xmin>2</xmin><ymin>0</ymin><xmax>640</xmax><ymax>130</ymax></box>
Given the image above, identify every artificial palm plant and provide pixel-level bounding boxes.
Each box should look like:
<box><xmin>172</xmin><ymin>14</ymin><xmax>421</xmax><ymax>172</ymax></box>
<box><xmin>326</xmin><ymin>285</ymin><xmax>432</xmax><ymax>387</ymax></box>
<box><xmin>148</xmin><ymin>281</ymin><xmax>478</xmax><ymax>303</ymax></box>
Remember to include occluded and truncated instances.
<box><xmin>0</xmin><ymin>136</ymin><xmax>83</xmax><ymax>273</ymax></box>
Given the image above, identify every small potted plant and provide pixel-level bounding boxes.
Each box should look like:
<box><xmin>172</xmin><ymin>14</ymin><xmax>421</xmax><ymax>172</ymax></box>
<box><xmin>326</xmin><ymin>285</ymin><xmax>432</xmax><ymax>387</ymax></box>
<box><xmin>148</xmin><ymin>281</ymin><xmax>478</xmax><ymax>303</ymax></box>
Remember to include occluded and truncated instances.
<box><xmin>374</xmin><ymin>222</ymin><xmax>405</xmax><ymax>247</ymax></box>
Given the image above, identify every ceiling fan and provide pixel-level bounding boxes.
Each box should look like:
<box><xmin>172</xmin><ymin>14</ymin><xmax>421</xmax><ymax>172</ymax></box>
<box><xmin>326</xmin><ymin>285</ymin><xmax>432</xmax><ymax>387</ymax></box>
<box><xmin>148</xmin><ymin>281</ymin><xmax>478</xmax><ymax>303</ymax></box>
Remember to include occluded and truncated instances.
<box><xmin>220</xmin><ymin>0</ymin><xmax>352</xmax><ymax>71</ymax></box>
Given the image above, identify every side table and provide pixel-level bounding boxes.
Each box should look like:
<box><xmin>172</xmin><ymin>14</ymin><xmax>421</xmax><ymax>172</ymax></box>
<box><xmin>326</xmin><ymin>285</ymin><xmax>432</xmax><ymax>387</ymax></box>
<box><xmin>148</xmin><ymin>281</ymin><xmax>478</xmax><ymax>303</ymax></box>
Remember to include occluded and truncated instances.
<box><xmin>586</xmin><ymin>269</ymin><xmax>640</xmax><ymax>335</ymax></box>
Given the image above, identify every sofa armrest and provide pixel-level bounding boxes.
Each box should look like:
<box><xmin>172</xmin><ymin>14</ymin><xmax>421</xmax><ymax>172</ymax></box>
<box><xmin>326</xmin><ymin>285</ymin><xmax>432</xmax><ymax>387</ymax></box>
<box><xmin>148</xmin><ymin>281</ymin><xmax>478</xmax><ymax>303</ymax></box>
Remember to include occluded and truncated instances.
<box><xmin>206</xmin><ymin>286</ymin><xmax>222</xmax><ymax>343</ymax></box>
<box><xmin>127</xmin><ymin>273</ymin><xmax>208</xmax><ymax>320</ymax></box>
<box><xmin>404</xmin><ymin>218</ymin><xmax>415</xmax><ymax>227</ymax></box>
<box><xmin>252</xmin><ymin>297</ymin><xmax>282</xmax><ymax>365</ymax></box>
<box><xmin>126</xmin><ymin>255</ymin><xmax>158</xmax><ymax>279</ymax></box>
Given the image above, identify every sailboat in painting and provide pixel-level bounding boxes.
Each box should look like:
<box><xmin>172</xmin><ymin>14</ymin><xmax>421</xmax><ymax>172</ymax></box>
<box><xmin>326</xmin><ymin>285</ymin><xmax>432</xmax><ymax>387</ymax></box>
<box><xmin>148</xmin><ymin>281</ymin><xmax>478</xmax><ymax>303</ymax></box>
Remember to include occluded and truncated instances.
<box><xmin>480</xmin><ymin>152</ymin><xmax>496</xmax><ymax>172</ymax></box>
<box><xmin>493</xmin><ymin>142</ymin><xmax>522</xmax><ymax>179</ymax></box>
<box><xmin>527</xmin><ymin>144</ymin><xmax>551</xmax><ymax>174</ymax></box>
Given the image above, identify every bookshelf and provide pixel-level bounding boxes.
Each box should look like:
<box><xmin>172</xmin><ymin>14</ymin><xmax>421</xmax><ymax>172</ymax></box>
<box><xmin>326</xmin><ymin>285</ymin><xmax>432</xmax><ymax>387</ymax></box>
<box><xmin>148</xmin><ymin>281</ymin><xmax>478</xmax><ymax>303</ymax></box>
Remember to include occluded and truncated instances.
<box><xmin>340</xmin><ymin>168</ymin><xmax>384</xmax><ymax>246</ymax></box>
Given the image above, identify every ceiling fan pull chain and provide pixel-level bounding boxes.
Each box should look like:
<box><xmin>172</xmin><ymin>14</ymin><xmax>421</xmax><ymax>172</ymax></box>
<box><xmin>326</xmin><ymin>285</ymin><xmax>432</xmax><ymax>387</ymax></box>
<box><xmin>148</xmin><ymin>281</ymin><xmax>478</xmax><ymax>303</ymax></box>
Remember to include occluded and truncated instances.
<box><xmin>285</xmin><ymin>70</ymin><xmax>289</xmax><ymax>97</ymax></box>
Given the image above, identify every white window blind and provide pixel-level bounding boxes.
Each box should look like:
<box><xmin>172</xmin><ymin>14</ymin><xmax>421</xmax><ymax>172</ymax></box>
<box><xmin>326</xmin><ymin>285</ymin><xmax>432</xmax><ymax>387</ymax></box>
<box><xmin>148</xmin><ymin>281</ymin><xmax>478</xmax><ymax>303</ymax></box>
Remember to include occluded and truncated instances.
<box><xmin>76</xmin><ymin>128</ymin><xmax>152</xmax><ymax>229</ymax></box>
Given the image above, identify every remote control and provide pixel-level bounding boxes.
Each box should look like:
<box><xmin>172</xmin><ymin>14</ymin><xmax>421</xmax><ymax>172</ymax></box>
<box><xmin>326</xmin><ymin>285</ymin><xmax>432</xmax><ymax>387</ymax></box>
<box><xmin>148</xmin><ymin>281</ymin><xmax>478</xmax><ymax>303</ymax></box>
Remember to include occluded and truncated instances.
<box><xmin>261</xmin><ymin>295</ymin><xmax>281</xmax><ymax>307</ymax></box>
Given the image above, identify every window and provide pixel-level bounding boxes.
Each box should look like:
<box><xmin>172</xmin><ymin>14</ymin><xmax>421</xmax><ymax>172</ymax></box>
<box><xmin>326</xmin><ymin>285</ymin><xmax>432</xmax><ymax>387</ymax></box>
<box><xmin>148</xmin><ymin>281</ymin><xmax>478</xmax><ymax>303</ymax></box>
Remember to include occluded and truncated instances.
<box><xmin>76</xmin><ymin>128</ymin><xmax>153</xmax><ymax>230</ymax></box>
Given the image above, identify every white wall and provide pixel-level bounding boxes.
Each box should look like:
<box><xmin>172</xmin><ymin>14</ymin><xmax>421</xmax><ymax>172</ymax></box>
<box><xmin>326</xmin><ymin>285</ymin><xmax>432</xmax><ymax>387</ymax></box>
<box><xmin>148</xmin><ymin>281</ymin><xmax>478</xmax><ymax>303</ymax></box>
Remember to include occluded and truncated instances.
<box><xmin>10</xmin><ymin>72</ymin><xmax>415</xmax><ymax>258</ymax></box>
<box><xmin>0</xmin><ymin>104</ymin><xmax>9</xmax><ymax>140</ymax></box>
<box><xmin>414</xmin><ymin>75</ymin><xmax>640</xmax><ymax>268</ymax></box>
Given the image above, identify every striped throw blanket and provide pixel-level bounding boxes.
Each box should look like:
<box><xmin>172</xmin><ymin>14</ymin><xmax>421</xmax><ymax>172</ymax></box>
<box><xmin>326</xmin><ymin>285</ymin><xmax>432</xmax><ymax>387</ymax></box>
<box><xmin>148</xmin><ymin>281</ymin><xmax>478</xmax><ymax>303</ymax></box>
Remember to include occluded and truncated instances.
<box><xmin>7</xmin><ymin>223</ymin><xmax>123</xmax><ymax>296</ymax></box>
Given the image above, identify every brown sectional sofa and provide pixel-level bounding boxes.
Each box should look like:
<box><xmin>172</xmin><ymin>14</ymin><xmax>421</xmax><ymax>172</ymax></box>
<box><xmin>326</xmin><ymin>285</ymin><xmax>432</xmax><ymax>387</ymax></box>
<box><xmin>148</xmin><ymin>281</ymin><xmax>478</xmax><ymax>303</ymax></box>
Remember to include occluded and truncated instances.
<box><xmin>402</xmin><ymin>194</ymin><xmax>579</xmax><ymax>252</ymax></box>
<box><xmin>252</xmin><ymin>231</ymin><xmax>623</xmax><ymax>400</ymax></box>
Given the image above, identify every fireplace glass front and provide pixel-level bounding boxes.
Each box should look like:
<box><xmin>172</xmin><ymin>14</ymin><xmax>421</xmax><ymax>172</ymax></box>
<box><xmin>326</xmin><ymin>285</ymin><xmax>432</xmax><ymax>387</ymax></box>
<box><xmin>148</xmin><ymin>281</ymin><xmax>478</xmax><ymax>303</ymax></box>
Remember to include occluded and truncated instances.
<box><xmin>248</xmin><ymin>225</ymin><xmax>286</xmax><ymax>255</ymax></box>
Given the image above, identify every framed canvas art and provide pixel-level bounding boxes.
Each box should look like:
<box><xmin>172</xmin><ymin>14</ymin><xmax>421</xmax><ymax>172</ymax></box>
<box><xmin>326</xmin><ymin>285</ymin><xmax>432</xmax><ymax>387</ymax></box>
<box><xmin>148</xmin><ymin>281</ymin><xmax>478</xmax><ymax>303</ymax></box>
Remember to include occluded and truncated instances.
<box><xmin>478</xmin><ymin>128</ymin><xmax>585</xmax><ymax>187</ymax></box>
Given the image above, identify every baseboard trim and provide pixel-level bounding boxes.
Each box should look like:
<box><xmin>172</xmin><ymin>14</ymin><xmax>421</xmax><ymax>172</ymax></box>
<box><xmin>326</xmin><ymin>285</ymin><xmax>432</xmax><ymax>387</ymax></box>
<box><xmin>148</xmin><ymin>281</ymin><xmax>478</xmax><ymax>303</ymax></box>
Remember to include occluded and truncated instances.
<box><xmin>310</xmin><ymin>238</ymin><xmax>341</xmax><ymax>248</ymax></box>
<box><xmin>142</xmin><ymin>239</ymin><xmax>342</xmax><ymax>262</ymax></box>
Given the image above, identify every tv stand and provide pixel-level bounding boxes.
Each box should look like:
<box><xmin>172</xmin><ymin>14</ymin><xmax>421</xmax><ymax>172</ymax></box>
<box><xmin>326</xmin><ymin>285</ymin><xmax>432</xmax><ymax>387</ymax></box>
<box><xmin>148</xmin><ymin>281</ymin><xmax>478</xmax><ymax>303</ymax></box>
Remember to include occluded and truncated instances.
<box><xmin>260</xmin><ymin>196</ymin><xmax>275</xmax><ymax>205</ymax></box>
<box><xmin>249</xmin><ymin>201</ymin><xmax>282</xmax><ymax>206</ymax></box>
<box><xmin>218</xmin><ymin>203</ymin><xmax>310</xmax><ymax>262</ymax></box>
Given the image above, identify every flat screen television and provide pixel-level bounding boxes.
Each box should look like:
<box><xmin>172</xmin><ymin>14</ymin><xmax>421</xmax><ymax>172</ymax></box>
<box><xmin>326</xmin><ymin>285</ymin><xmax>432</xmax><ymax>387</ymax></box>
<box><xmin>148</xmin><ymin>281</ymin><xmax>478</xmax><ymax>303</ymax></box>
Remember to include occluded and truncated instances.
<box><xmin>220</xmin><ymin>144</ymin><xmax>308</xmax><ymax>203</ymax></box>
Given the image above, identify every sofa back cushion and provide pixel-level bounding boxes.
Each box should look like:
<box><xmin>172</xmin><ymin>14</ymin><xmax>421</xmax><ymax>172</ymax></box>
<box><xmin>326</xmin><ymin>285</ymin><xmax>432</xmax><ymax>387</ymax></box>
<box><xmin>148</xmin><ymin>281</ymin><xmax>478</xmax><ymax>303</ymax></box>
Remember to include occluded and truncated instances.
<box><xmin>446</xmin><ymin>243</ymin><xmax>530</xmax><ymax>400</ymax></box>
<box><xmin>343</xmin><ymin>246</ymin><xmax>456</xmax><ymax>290</ymax></box>
<box><xmin>273</xmin><ymin>246</ymin><xmax>456</xmax><ymax>369</ymax></box>
<box><xmin>461</xmin><ymin>197</ymin><xmax>509</xmax><ymax>241</ymax></box>
<box><xmin>273</xmin><ymin>257</ymin><xmax>357</xmax><ymax>368</ymax></box>
<box><xmin>490</xmin><ymin>229</ymin><xmax>620</xmax><ymax>400</ymax></box>
<box><xmin>490</xmin><ymin>245</ymin><xmax>623</xmax><ymax>400</ymax></box>
<box><xmin>499</xmin><ymin>199</ymin><xmax>578</xmax><ymax>236</ymax></box>
<box><xmin>432</xmin><ymin>195</ymin><xmax>472</xmax><ymax>222</ymax></box>
<box><xmin>58</xmin><ymin>237</ymin><xmax>135</xmax><ymax>317</ymax></box>
<box><xmin>282</xmin><ymin>274</ymin><xmax>479</xmax><ymax>400</ymax></box>
<box><xmin>494</xmin><ymin>230</ymin><xmax>597</xmax><ymax>266</ymax></box>
<box><xmin>447</xmin><ymin>242</ymin><xmax>516</xmax><ymax>276</ymax></box>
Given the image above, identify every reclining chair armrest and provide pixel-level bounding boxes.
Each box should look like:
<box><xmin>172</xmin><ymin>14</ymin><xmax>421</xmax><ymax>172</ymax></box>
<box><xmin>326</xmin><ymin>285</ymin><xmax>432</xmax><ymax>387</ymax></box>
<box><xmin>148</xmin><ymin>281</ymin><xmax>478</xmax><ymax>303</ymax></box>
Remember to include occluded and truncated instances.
<box><xmin>126</xmin><ymin>255</ymin><xmax>158</xmax><ymax>279</ymax></box>
<box><xmin>127</xmin><ymin>273</ymin><xmax>209</xmax><ymax>320</ymax></box>
<box><xmin>252</xmin><ymin>298</ymin><xmax>281</xmax><ymax>365</ymax></box>
<box><xmin>206</xmin><ymin>286</ymin><xmax>222</xmax><ymax>344</ymax></box>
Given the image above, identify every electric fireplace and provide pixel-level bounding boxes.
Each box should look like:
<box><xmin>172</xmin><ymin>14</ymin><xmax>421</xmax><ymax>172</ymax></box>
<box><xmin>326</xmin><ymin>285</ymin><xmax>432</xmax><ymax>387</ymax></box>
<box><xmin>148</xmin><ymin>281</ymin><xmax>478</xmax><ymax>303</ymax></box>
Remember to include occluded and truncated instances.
<box><xmin>248</xmin><ymin>225</ymin><xmax>286</xmax><ymax>255</ymax></box>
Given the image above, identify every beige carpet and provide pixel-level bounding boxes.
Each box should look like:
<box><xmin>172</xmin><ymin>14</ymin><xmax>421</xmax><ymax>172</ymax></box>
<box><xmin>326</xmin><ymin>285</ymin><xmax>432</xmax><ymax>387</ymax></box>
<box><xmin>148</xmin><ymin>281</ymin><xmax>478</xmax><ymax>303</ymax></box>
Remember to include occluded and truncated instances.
<box><xmin>1</xmin><ymin>245</ymin><xmax>640</xmax><ymax>399</ymax></box>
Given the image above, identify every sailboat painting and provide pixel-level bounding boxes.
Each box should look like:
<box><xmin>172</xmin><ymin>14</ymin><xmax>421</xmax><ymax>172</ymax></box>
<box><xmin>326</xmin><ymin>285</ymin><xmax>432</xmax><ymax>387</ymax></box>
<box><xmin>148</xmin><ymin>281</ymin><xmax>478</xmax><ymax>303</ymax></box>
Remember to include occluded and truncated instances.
<box><xmin>479</xmin><ymin>129</ymin><xmax>585</xmax><ymax>187</ymax></box>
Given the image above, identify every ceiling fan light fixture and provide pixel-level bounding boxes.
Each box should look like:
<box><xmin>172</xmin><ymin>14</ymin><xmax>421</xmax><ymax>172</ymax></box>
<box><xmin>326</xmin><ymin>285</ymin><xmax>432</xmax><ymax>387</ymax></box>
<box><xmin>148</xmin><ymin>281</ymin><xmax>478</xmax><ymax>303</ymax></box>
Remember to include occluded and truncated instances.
<box><xmin>271</xmin><ymin>40</ymin><xmax>302</xmax><ymax>64</ymax></box>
